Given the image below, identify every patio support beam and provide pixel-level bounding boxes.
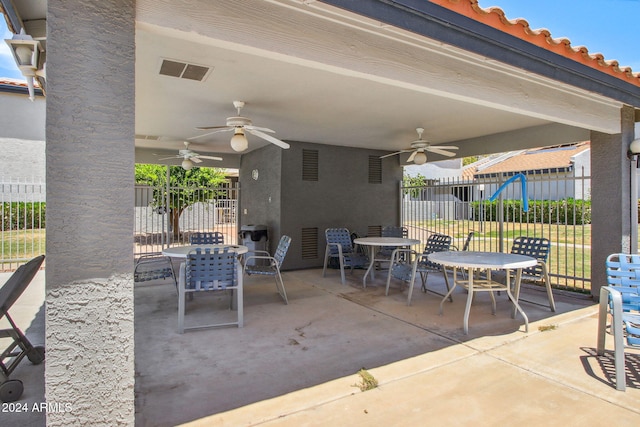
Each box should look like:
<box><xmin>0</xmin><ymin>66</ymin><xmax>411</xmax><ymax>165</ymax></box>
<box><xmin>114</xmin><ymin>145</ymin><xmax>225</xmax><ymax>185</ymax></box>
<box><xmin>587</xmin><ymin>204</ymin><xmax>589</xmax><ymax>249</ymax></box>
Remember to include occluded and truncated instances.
<box><xmin>591</xmin><ymin>105</ymin><xmax>637</xmax><ymax>299</ymax></box>
<box><xmin>45</xmin><ymin>0</ymin><xmax>135</xmax><ymax>424</ymax></box>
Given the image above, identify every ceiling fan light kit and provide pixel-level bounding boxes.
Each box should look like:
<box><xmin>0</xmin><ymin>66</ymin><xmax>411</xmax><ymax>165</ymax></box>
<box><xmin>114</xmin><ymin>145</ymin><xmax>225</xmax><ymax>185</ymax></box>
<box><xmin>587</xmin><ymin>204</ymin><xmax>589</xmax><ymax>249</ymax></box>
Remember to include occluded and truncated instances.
<box><xmin>380</xmin><ymin>127</ymin><xmax>458</xmax><ymax>165</ymax></box>
<box><xmin>192</xmin><ymin>101</ymin><xmax>290</xmax><ymax>152</ymax></box>
<box><xmin>181</xmin><ymin>158</ymin><xmax>194</xmax><ymax>170</ymax></box>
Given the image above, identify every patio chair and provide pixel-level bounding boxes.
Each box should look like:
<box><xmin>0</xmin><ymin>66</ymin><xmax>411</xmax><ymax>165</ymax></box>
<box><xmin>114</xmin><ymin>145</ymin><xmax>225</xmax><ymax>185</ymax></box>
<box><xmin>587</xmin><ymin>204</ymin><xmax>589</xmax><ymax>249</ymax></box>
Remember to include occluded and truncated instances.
<box><xmin>385</xmin><ymin>233</ymin><xmax>452</xmax><ymax>305</ymax></box>
<box><xmin>375</xmin><ymin>226</ymin><xmax>409</xmax><ymax>265</ymax></box>
<box><xmin>597</xmin><ymin>253</ymin><xmax>640</xmax><ymax>391</ymax></box>
<box><xmin>178</xmin><ymin>247</ymin><xmax>243</xmax><ymax>333</ymax></box>
<box><xmin>322</xmin><ymin>228</ymin><xmax>369</xmax><ymax>285</ymax></box>
<box><xmin>507</xmin><ymin>236</ymin><xmax>556</xmax><ymax>312</ymax></box>
<box><xmin>134</xmin><ymin>254</ymin><xmax>176</xmax><ymax>287</ymax></box>
<box><xmin>190</xmin><ymin>231</ymin><xmax>224</xmax><ymax>244</ymax></box>
<box><xmin>244</xmin><ymin>235</ymin><xmax>291</xmax><ymax>304</ymax></box>
<box><xmin>0</xmin><ymin>255</ymin><xmax>46</xmax><ymax>402</ymax></box>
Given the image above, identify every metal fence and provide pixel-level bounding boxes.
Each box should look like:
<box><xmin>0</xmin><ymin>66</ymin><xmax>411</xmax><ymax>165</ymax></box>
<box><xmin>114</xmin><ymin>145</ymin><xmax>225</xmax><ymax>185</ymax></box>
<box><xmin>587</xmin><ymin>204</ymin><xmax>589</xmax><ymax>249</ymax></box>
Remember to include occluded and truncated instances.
<box><xmin>0</xmin><ymin>178</ymin><xmax>46</xmax><ymax>271</ymax></box>
<box><xmin>401</xmin><ymin>169</ymin><xmax>592</xmax><ymax>293</ymax></box>
<box><xmin>134</xmin><ymin>181</ymin><xmax>239</xmax><ymax>256</ymax></box>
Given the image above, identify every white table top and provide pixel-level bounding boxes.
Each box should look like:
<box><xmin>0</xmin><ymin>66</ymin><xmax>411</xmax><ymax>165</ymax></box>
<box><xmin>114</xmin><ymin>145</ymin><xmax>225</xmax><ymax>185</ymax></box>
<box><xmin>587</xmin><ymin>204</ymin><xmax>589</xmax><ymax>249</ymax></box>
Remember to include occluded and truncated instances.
<box><xmin>162</xmin><ymin>244</ymin><xmax>248</xmax><ymax>258</ymax></box>
<box><xmin>353</xmin><ymin>237</ymin><xmax>420</xmax><ymax>247</ymax></box>
<box><xmin>427</xmin><ymin>251</ymin><xmax>537</xmax><ymax>269</ymax></box>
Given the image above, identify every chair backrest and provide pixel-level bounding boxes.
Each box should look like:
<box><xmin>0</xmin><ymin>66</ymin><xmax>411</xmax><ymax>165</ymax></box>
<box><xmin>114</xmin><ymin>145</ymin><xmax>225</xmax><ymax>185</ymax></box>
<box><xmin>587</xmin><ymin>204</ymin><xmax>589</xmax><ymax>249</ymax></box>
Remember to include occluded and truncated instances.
<box><xmin>0</xmin><ymin>255</ymin><xmax>45</xmax><ymax>315</ymax></box>
<box><xmin>185</xmin><ymin>248</ymin><xmax>237</xmax><ymax>290</ymax></box>
<box><xmin>606</xmin><ymin>253</ymin><xmax>640</xmax><ymax>312</ymax></box>
<box><xmin>510</xmin><ymin>237</ymin><xmax>550</xmax><ymax>277</ymax></box>
<box><xmin>382</xmin><ymin>226</ymin><xmax>408</xmax><ymax>238</ymax></box>
<box><xmin>325</xmin><ymin>228</ymin><xmax>354</xmax><ymax>254</ymax></box>
<box><xmin>190</xmin><ymin>231</ymin><xmax>224</xmax><ymax>245</ymax></box>
<box><xmin>461</xmin><ymin>231</ymin><xmax>475</xmax><ymax>251</ymax></box>
<box><xmin>273</xmin><ymin>235</ymin><xmax>292</xmax><ymax>265</ymax></box>
<box><xmin>423</xmin><ymin>233</ymin><xmax>452</xmax><ymax>255</ymax></box>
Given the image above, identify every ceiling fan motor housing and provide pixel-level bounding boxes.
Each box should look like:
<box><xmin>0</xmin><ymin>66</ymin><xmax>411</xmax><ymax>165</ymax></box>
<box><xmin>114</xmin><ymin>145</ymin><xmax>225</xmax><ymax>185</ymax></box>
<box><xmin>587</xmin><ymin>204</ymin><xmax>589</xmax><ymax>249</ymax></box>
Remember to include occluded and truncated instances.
<box><xmin>226</xmin><ymin>116</ymin><xmax>252</xmax><ymax>127</ymax></box>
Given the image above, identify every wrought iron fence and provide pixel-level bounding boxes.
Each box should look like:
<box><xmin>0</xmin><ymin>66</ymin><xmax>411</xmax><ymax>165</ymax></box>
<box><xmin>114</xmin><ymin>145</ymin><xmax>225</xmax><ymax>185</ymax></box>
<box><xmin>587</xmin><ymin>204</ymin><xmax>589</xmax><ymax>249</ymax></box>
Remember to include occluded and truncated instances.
<box><xmin>0</xmin><ymin>178</ymin><xmax>46</xmax><ymax>271</ymax></box>
<box><xmin>134</xmin><ymin>181</ymin><xmax>239</xmax><ymax>256</ymax></box>
<box><xmin>401</xmin><ymin>169</ymin><xmax>592</xmax><ymax>292</ymax></box>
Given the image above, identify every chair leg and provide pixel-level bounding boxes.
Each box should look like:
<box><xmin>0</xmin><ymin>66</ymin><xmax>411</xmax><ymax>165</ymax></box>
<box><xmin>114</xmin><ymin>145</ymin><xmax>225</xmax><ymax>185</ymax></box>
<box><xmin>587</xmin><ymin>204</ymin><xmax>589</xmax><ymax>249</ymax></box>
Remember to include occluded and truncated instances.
<box><xmin>236</xmin><ymin>269</ymin><xmax>244</xmax><ymax>328</ymax></box>
<box><xmin>322</xmin><ymin>247</ymin><xmax>330</xmax><ymax>277</ymax></box>
<box><xmin>177</xmin><ymin>263</ymin><xmax>186</xmax><ymax>334</ymax></box>
<box><xmin>275</xmin><ymin>269</ymin><xmax>289</xmax><ymax>304</ymax></box>
<box><xmin>541</xmin><ymin>262</ymin><xmax>556</xmax><ymax>312</ymax></box>
<box><xmin>338</xmin><ymin>256</ymin><xmax>346</xmax><ymax>285</ymax></box>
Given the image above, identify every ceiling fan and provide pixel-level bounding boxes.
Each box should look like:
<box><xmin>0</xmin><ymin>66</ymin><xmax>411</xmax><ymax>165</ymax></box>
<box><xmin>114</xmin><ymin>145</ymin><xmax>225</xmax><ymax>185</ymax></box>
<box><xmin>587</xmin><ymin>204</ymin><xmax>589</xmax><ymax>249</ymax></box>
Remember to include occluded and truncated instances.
<box><xmin>158</xmin><ymin>141</ymin><xmax>223</xmax><ymax>170</ymax></box>
<box><xmin>190</xmin><ymin>100</ymin><xmax>290</xmax><ymax>152</ymax></box>
<box><xmin>380</xmin><ymin>128</ymin><xmax>458</xmax><ymax>165</ymax></box>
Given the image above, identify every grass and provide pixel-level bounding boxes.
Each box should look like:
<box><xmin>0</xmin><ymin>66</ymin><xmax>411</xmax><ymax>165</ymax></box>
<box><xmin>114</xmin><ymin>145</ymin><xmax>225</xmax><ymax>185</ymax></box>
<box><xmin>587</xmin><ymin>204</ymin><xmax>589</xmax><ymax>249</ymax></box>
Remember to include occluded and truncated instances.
<box><xmin>353</xmin><ymin>368</ymin><xmax>378</xmax><ymax>391</ymax></box>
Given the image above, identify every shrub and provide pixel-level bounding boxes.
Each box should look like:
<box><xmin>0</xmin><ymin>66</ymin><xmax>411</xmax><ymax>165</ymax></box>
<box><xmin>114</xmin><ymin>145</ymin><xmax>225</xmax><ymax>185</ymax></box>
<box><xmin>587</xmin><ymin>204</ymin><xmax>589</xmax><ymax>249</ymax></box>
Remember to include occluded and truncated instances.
<box><xmin>0</xmin><ymin>202</ymin><xmax>46</xmax><ymax>230</ymax></box>
<box><xmin>470</xmin><ymin>199</ymin><xmax>591</xmax><ymax>225</ymax></box>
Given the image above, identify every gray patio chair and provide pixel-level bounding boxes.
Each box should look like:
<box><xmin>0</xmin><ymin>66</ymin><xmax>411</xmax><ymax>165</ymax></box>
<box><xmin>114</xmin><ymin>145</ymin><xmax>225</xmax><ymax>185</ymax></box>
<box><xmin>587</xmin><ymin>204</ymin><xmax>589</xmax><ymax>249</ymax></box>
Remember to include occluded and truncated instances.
<box><xmin>507</xmin><ymin>236</ymin><xmax>555</xmax><ymax>312</ymax></box>
<box><xmin>322</xmin><ymin>228</ymin><xmax>369</xmax><ymax>285</ymax></box>
<box><xmin>190</xmin><ymin>231</ymin><xmax>224</xmax><ymax>244</ymax></box>
<box><xmin>244</xmin><ymin>235</ymin><xmax>291</xmax><ymax>304</ymax></box>
<box><xmin>177</xmin><ymin>247</ymin><xmax>243</xmax><ymax>333</ymax></box>
<box><xmin>385</xmin><ymin>233</ymin><xmax>452</xmax><ymax>305</ymax></box>
<box><xmin>134</xmin><ymin>254</ymin><xmax>176</xmax><ymax>287</ymax></box>
<box><xmin>375</xmin><ymin>226</ymin><xmax>409</xmax><ymax>265</ymax></box>
<box><xmin>597</xmin><ymin>253</ymin><xmax>640</xmax><ymax>391</ymax></box>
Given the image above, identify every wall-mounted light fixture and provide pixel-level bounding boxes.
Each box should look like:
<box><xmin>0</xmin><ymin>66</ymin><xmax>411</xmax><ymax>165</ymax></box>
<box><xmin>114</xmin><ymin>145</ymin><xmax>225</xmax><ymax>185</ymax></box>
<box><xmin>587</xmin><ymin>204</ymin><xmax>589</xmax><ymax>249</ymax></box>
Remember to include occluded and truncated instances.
<box><xmin>4</xmin><ymin>30</ymin><xmax>45</xmax><ymax>101</ymax></box>
<box><xmin>628</xmin><ymin>138</ymin><xmax>640</xmax><ymax>167</ymax></box>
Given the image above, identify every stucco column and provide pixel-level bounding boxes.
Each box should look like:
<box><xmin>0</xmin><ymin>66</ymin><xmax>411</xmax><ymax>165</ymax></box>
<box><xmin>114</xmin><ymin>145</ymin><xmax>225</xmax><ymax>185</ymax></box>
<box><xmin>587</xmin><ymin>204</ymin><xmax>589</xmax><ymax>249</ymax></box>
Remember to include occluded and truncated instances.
<box><xmin>590</xmin><ymin>105</ymin><xmax>636</xmax><ymax>299</ymax></box>
<box><xmin>46</xmin><ymin>1</ymin><xmax>135</xmax><ymax>425</ymax></box>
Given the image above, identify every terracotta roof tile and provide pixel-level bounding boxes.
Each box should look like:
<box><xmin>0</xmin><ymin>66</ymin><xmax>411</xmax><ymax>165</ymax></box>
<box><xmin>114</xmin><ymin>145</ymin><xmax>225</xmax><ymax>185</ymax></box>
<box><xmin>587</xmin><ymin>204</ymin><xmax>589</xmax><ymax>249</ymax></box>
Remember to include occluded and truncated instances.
<box><xmin>430</xmin><ymin>0</ymin><xmax>640</xmax><ymax>87</ymax></box>
<box><xmin>476</xmin><ymin>142</ymin><xmax>590</xmax><ymax>175</ymax></box>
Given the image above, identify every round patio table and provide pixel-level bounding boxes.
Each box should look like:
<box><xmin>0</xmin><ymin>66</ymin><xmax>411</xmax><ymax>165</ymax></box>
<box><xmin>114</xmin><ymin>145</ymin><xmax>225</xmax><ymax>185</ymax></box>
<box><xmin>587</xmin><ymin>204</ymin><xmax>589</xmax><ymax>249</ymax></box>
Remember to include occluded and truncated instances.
<box><xmin>427</xmin><ymin>251</ymin><xmax>537</xmax><ymax>335</ymax></box>
<box><xmin>353</xmin><ymin>237</ymin><xmax>420</xmax><ymax>286</ymax></box>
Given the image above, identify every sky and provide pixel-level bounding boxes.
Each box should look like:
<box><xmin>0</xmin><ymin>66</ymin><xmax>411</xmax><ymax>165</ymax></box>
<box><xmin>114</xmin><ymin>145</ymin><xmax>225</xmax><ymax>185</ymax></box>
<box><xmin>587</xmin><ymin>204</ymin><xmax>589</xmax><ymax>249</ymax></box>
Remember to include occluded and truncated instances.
<box><xmin>1</xmin><ymin>1</ymin><xmax>639</xmax><ymax>79</ymax></box>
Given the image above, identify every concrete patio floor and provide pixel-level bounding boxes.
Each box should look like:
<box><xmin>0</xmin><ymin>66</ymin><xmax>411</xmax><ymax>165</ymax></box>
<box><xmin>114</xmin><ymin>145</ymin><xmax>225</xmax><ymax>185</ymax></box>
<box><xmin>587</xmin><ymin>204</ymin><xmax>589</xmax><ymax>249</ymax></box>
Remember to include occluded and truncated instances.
<box><xmin>2</xmin><ymin>266</ymin><xmax>640</xmax><ymax>426</ymax></box>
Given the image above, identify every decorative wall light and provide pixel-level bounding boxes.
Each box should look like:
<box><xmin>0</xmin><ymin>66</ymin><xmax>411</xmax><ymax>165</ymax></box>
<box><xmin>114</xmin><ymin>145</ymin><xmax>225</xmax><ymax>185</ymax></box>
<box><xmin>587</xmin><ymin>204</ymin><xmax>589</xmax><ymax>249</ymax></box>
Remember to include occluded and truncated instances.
<box><xmin>628</xmin><ymin>138</ymin><xmax>640</xmax><ymax>167</ymax></box>
<box><xmin>4</xmin><ymin>30</ymin><xmax>45</xmax><ymax>101</ymax></box>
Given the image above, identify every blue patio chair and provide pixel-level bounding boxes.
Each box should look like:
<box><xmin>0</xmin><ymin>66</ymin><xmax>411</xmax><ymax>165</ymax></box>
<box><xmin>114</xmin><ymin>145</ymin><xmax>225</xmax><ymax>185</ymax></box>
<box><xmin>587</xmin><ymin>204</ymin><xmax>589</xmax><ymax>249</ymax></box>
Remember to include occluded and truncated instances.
<box><xmin>508</xmin><ymin>236</ymin><xmax>555</xmax><ymax>312</ymax></box>
<box><xmin>385</xmin><ymin>233</ymin><xmax>452</xmax><ymax>305</ymax></box>
<box><xmin>322</xmin><ymin>228</ymin><xmax>369</xmax><ymax>285</ymax></box>
<box><xmin>376</xmin><ymin>226</ymin><xmax>409</xmax><ymax>265</ymax></box>
<box><xmin>177</xmin><ymin>247</ymin><xmax>243</xmax><ymax>333</ymax></box>
<box><xmin>134</xmin><ymin>254</ymin><xmax>176</xmax><ymax>287</ymax></box>
<box><xmin>190</xmin><ymin>231</ymin><xmax>224</xmax><ymax>244</ymax></box>
<box><xmin>597</xmin><ymin>253</ymin><xmax>640</xmax><ymax>391</ymax></box>
<box><xmin>243</xmin><ymin>235</ymin><xmax>291</xmax><ymax>304</ymax></box>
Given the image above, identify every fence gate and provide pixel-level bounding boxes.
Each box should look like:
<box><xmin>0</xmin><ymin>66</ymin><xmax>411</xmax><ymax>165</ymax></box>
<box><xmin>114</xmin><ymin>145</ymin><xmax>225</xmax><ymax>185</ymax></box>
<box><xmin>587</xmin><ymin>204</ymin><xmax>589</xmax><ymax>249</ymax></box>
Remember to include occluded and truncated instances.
<box><xmin>401</xmin><ymin>171</ymin><xmax>592</xmax><ymax>293</ymax></box>
<box><xmin>134</xmin><ymin>181</ymin><xmax>239</xmax><ymax>256</ymax></box>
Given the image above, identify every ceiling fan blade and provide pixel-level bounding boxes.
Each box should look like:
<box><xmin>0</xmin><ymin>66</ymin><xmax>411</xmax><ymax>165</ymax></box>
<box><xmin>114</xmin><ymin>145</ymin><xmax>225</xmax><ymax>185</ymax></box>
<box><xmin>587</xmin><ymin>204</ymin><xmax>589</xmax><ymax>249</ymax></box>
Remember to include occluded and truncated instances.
<box><xmin>196</xmin><ymin>125</ymin><xmax>233</xmax><ymax>130</ymax></box>
<box><xmin>188</xmin><ymin>128</ymin><xmax>233</xmax><ymax>141</ymax></box>
<box><xmin>427</xmin><ymin>147</ymin><xmax>456</xmax><ymax>157</ymax></box>
<box><xmin>247</xmin><ymin>129</ymin><xmax>290</xmax><ymax>149</ymax></box>
<box><xmin>190</xmin><ymin>156</ymin><xmax>203</xmax><ymax>163</ymax></box>
<box><xmin>407</xmin><ymin>151</ymin><xmax>418</xmax><ymax>162</ymax></box>
<box><xmin>380</xmin><ymin>150</ymin><xmax>409</xmax><ymax>159</ymax></box>
<box><xmin>198</xmin><ymin>155</ymin><xmax>223</xmax><ymax>161</ymax></box>
<box><xmin>429</xmin><ymin>145</ymin><xmax>458</xmax><ymax>150</ymax></box>
<box><xmin>245</xmin><ymin>125</ymin><xmax>275</xmax><ymax>133</ymax></box>
<box><xmin>157</xmin><ymin>156</ymin><xmax>179</xmax><ymax>161</ymax></box>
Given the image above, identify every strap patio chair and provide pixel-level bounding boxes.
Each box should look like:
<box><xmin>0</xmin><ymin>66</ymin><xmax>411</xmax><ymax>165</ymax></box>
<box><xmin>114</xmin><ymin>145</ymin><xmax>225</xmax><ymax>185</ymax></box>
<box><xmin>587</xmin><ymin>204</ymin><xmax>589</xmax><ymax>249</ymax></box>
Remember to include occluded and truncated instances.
<box><xmin>134</xmin><ymin>254</ymin><xmax>176</xmax><ymax>287</ymax></box>
<box><xmin>177</xmin><ymin>247</ymin><xmax>243</xmax><ymax>333</ymax></box>
<box><xmin>597</xmin><ymin>253</ymin><xmax>640</xmax><ymax>391</ymax></box>
<box><xmin>244</xmin><ymin>235</ymin><xmax>292</xmax><ymax>304</ymax></box>
<box><xmin>322</xmin><ymin>228</ymin><xmax>368</xmax><ymax>285</ymax></box>
<box><xmin>190</xmin><ymin>231</ymin><xmax>224</xmax><ymax>244</ymax></box>
<box><xmin>385</xmin><ymin>233</ymin><xmax>452</xmax><ymax>305</ymax></box>
<box><xmin>0</xmin><ymin>255</ymin><xmax>46</xmax><ymax>402</ymax></box>
<box><xmin>508</xmin><ymin>236</ymin><xmax>556</xmax><ymax>312</ymax></box>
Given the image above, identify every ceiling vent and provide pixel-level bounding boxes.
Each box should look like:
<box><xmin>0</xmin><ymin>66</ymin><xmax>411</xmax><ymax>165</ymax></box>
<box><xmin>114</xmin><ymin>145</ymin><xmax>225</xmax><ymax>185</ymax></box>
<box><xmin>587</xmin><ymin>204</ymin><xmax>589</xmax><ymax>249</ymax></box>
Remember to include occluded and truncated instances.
<box><xmin>158</xmin><ymin>59</ymin><xmax>212</xmax><ymax>82</ymax></box>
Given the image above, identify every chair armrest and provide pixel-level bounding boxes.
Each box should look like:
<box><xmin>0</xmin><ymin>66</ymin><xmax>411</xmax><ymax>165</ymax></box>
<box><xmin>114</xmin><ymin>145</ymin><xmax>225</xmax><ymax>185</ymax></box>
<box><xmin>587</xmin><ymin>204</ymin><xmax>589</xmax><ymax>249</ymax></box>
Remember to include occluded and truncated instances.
<box><xmin>327</xmin><ymin>242</ymin><xmax>343</xmax><ymax>255</ymax></box>
<box><xmin>244</xmin><ymin>250</ymin><xmax>271</xmax><ymax>257</ymax></box>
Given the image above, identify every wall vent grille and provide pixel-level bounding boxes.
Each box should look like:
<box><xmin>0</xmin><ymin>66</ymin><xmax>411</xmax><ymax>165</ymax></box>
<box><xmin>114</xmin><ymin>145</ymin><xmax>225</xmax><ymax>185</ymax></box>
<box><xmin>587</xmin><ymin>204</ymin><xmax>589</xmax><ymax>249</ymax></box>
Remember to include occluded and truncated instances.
<box><xmin>159</xmin><ymin>59</ymin><xmax>212</xmax><ymax>82</ymax></box>
<box><xmin>302</xmin><ymin>149</ymin><xmax>319</xmax><ymax>181</ymax></box>
<box><xmin>368</xmin><ymin>156</ymin><xmax>382</xmax><ymax>184</ymax></box>
<box><xmin>367</xmin><ymin>226</ymin><xmax>382</xmax><ymax>237</ymax></box>
<box><xmin>301</xmin><ymin>227</ymin><xmax>318</xmax><ymax>259</ymax></box>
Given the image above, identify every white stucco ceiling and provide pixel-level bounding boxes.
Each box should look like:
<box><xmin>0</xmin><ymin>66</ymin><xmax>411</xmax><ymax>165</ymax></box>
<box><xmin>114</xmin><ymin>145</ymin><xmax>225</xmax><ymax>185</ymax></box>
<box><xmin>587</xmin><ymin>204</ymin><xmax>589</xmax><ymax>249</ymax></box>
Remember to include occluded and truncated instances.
<box><xmin>7</xmin><ymin>0</ymin><xmax>628</xmax><ymax>166</ymax></box>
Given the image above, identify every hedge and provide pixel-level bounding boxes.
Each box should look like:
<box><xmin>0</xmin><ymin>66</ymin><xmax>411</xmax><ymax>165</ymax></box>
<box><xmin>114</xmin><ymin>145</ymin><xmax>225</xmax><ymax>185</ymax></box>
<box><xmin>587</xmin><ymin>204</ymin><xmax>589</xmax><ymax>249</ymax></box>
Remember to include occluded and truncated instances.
<box><xmin>1</xmin><ymin>202</ymin><xmax>46</xmax><ymax>230</ymax></box>
<box><xmin>470</xmin><ymin>199</ymin><xmax>591</xmax><ymax>225</ymax></box>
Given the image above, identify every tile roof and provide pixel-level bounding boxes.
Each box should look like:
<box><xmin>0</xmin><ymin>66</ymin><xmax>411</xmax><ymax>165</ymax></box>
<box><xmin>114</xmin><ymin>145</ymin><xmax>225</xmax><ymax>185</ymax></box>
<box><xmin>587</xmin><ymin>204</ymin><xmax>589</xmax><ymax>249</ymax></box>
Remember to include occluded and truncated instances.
<box><xmin>0</xmin><ymin>77</ymin><xmax>30</xmax><ymax>88</ymax></box>
<box><xmin>430</xmin><ymin>0</ymin><xmax>640</xmax><ymax>87</ymax></box>
<box><xmin>472</xmin><ymin>142</ymin><xmax>590</xmax><ymax>176</ymax></box>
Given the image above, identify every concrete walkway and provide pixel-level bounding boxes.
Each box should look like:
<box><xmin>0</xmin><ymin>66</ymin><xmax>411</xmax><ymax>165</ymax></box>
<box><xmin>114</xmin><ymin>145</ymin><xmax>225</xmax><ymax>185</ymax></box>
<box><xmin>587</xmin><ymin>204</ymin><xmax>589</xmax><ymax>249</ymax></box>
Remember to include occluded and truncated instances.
<box><xmin>2</xmin><ymin>267</ymin><xmax>639</xmax><ymax>426</ymax></box>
